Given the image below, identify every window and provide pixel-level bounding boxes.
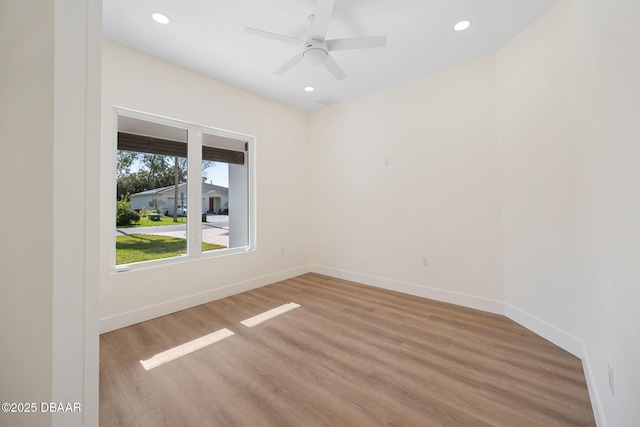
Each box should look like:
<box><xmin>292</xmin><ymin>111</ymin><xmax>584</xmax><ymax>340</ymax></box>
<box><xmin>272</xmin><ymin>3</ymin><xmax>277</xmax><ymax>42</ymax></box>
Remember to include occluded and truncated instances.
<box><xmin>113</xmin><ymin>108</ymin><xmax>255</xmax><ymax>270</ymax></box>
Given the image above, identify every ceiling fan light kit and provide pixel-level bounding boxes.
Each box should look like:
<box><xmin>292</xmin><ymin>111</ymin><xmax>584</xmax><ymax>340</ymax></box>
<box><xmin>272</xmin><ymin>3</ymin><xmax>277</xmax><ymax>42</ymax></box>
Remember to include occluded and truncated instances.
<box><xmin>245</xmin><ymin>0</ymin><xmax>386</xmax><ymax>80</ymax></box>
<box><xmin>304</xmin><ymin>44</ymin><xmax>329</xmax><ymax>65</ymax></box>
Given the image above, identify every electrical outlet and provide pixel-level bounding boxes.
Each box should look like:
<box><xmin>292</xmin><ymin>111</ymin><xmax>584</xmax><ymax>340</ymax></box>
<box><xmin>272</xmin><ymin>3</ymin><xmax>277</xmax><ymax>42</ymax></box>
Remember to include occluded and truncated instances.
<box><xmin>608</xmin><ymin>363</ymin><xmax>615</xmax><ymax>396</ymax></box>
<box><xmin>422</xmin><ymin>256</ymin><xmax>429</xmax><ymax>266</ymax></box>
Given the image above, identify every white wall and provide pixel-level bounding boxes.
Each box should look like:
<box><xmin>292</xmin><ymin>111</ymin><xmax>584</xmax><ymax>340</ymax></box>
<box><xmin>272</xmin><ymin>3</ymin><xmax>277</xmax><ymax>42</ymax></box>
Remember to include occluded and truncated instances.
<box><xmin>496</xmin><ymin>0</ymin><xmax>640</xmax><ymax>425</ymax></box>
<box><xmin>100</xmin><ymin>40</ymin><xmax>310</xmax><ymax>323</ymax></box>
<box><xmin>0</xmin><ymin>2</ymin><xmax>55</xmax><ymax>424</ymax></box>
<box><xmin>580</xmin><ymin>1</ymin><xmax>640</xmax><ymax>424</ymax></box>
<box><xmin>496</xmin><ymin>0</ymin><xmax>587</xmax><ymax>338</ymax></box>
<box><xmin>309</xmin><ymin>56</ymin><xmax>505</xmax><ymax>305</ymax></box>
<box><xmin>0</xmin><ymin>1</ymin><xmax>101</xmax><ymax>426</ymax></box>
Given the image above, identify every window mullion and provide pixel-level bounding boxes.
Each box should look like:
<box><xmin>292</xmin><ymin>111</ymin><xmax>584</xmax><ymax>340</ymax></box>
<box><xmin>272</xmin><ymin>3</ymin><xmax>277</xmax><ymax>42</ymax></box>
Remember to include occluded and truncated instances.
<box><xmin>187</xmin><ymin>128</ymin><xmax>203</xmax><ymax>257</ymax></box>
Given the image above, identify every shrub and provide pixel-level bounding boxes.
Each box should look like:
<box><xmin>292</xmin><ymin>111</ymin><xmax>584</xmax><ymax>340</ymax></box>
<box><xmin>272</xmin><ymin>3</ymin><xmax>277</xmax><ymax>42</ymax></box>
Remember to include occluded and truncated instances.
<box><xmin>139</xmin><ymin>207</ymin><xmax>148</xmax><ymax>218</ymax></box>
<box><xmin>116</xmin><ymin>200</ymin><xmax>140</xmax><ymax>226</ymax></box>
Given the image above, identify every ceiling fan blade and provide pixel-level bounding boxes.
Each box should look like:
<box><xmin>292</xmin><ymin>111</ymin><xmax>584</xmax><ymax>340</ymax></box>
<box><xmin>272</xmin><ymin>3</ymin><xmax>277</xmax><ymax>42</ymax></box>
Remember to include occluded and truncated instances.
<box><xmin>244</xmin><ymin>27</ymin><xmax>305</xmax><ymax>46</ymax></box>
<box><xmin>326</xmin><ymin>36</ymin><xmax>387</xmax><ymax>51</ymax></box>
<box><xmin>324</xmin><ymin>54</ymin><xmax>346</xmax><ymax>80</ymax></box>
<box><xmin>274</xmin><ymin>53</ymin><xmax>305</xmax><ymax>75</ymax></box>
<box><xmin>309</xmin><ymin>0</ymin><xmax>335</xmax><ymax>42</ymax></box>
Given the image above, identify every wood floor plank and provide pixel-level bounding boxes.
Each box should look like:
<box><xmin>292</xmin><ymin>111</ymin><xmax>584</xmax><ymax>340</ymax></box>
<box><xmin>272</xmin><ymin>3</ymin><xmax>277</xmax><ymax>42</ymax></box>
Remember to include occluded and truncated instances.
<box><xmin>100</xmin><ymin>273</ymin><xmax>595</xmax><ymax>426</ymax></box>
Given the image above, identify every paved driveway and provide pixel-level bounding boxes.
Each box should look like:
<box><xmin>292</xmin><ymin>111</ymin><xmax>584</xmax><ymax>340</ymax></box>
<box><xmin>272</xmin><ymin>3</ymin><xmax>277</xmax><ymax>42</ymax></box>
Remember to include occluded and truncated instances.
<box><xmin>116</xmin><ymin>215</ymin><xmax>230</xmax><ymax>246</ymax></box>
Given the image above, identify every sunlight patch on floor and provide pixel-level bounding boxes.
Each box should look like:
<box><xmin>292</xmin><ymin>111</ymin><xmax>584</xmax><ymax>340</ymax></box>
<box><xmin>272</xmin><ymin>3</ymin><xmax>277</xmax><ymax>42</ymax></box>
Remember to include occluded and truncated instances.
<box><xmin>140</xmin><ymin>328</ymin><xmax>234</xmax><ymax>370</ymax></box>
<box><xmin>240</xmin><ymin>302</ymin><xmax>300</xmax><ymax>327</ymax></box>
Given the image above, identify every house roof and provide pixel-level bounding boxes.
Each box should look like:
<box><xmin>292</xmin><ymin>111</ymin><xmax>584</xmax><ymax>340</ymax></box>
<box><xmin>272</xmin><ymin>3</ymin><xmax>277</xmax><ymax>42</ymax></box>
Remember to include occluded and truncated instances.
<box><xmin>131</xmin><ymin>182</ymin><xmax>228</xmax><ymax>197</ymax></box>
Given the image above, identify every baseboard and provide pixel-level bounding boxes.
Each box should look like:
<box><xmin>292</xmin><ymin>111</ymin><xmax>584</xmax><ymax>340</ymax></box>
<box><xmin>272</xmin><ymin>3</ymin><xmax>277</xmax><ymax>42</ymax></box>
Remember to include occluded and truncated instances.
<box><xmin>503</xmin><ymin>303</ymin><xmax>584</xmax><ymax>358</ymax></box>
<box><xmin>309</xmin><ymin>265</ymin><xmax>504</xmax><ymax>315</ymax></box>
<box><xmin>500</xmin><ymin>305</ymin><xmax>607</xmax><ymax>425</ymax></box>
<box><xmin>99</xmin><ymin>265</ymin><xmax>312</xmax><ymax>333</ymax></box>
<box><xmin>580</xmin><ymin>344</ymin><xmax>608</xmax><ymax>427</ymax></box>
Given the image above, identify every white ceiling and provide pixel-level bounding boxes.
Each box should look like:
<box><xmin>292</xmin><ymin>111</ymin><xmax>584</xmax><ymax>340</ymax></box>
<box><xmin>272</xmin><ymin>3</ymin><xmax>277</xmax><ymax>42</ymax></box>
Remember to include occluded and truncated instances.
<box><xmin>103</xmin><ymin>0</ymin><xmax>557</xmax><ymax>112</ymax></box>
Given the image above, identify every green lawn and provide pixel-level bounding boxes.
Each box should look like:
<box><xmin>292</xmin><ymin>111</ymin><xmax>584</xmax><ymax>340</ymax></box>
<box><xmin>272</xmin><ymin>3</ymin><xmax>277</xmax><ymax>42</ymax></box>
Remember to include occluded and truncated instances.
<box><xmin>120</xmin><ymin>215</ymin><xmax>187</xmax><ymax>228</ymax></box>
<box><xmin>116</xmin><ymin>234</ymin><xmax>225</xmax><ymax>265</ymax></box>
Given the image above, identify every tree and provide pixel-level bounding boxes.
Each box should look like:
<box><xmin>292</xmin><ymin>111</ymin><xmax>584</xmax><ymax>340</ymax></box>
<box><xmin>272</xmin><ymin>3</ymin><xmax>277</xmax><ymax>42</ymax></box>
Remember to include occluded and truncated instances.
<box><xmin>202</xmin><ymin>160</ymin><xmax>214</xmax><ymax>181</ymax></box>
<box><xmin>116</xmin><ymin>151</ymin><xmax>138</xmax><ymax>178</ymax></box>
<box><xmin>139</xmin><ymin>153</ymin><xmax>178</xmax><ymax>189</ymax></box>
<box><xmin>116</xmin><ymin>150</ymin><xmax>215</xmax><ymax>222</ymax></box>
<box><xmin>117</xmin><ymin>170</ymin><xmax>151</xmax><ymax>201</ymax></box>
<box><xmin>116</xmin><ymin>151</ymin><xmax>179</xmax><ymax>201</ymax></box>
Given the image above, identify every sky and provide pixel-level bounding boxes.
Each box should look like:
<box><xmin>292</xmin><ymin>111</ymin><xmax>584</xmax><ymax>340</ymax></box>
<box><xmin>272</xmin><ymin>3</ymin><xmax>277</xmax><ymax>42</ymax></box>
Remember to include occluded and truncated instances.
<box><xmin>204</xmin><ymin>162</ymin><xmax>228</xmax><ymax>187</ymax></box>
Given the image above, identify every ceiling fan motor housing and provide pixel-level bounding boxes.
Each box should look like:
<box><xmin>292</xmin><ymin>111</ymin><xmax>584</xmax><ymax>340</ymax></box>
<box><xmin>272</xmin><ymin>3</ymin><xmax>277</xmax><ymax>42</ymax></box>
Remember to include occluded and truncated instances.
<box><xmin>304</xmin><ymin>42</ymin><xmax>329</xmax><ymax>65</ymax></box>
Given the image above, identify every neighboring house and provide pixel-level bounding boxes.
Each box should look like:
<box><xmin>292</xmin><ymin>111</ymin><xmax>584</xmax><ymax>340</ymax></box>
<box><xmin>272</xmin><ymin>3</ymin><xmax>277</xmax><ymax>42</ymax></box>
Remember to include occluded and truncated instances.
<box><xmin>130</xmin><ymin>182</ymin><xmax>228</xmax><ymax>215</ymax></box>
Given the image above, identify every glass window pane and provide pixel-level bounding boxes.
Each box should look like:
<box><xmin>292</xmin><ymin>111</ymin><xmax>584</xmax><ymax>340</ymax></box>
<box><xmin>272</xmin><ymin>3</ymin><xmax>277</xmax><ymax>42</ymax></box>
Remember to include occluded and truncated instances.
<box><xmin>201</xmin><ymin>132</ymin><xmax>248</xmax><ymax>252</ymax></box>
<box><xmin>115</xmin><ymin>115</ymin><xmax>188</xmax><ymax>265</ymax></box>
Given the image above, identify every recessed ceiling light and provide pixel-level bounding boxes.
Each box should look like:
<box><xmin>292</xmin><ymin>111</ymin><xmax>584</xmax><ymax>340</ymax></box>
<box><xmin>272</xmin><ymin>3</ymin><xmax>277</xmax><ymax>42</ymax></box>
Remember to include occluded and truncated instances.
<box><xmin>152</xmin><ymin>13</ymin><xmax>170</xmax><ymax>25</ymax></box>
<box><xmin>454</xmin><ymin>20</ymin><xmax>471</xmax><ymax>31</ymax></box>
<box><xmin>304</xmin><ymin>86</ymin><xmax>315</xmax><ymax>92</ymax></box>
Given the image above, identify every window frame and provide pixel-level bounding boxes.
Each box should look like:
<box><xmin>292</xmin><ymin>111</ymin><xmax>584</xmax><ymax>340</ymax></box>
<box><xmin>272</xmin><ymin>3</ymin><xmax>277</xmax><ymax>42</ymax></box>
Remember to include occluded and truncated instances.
<box><xmin>111</xmin><ymin>107</ymin><xmax>256</xmax><ymax>272</ymax></box>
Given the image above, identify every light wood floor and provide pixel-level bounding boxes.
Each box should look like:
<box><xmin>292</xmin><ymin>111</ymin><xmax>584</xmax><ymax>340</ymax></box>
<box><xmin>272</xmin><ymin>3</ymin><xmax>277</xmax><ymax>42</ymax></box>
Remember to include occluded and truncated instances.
<box><xmin>100</xmin><ymin>273</ymin><xmax>595</xmax><ymax>426</ymax></box>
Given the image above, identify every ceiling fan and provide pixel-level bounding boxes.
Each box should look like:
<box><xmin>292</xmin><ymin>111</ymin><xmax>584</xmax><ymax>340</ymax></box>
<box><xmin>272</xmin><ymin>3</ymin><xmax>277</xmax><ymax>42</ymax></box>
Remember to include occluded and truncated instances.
<box><xmin>244</xmin><ymin>0</ymin><xmax>387</xmax><ymax>80</ymax></box>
